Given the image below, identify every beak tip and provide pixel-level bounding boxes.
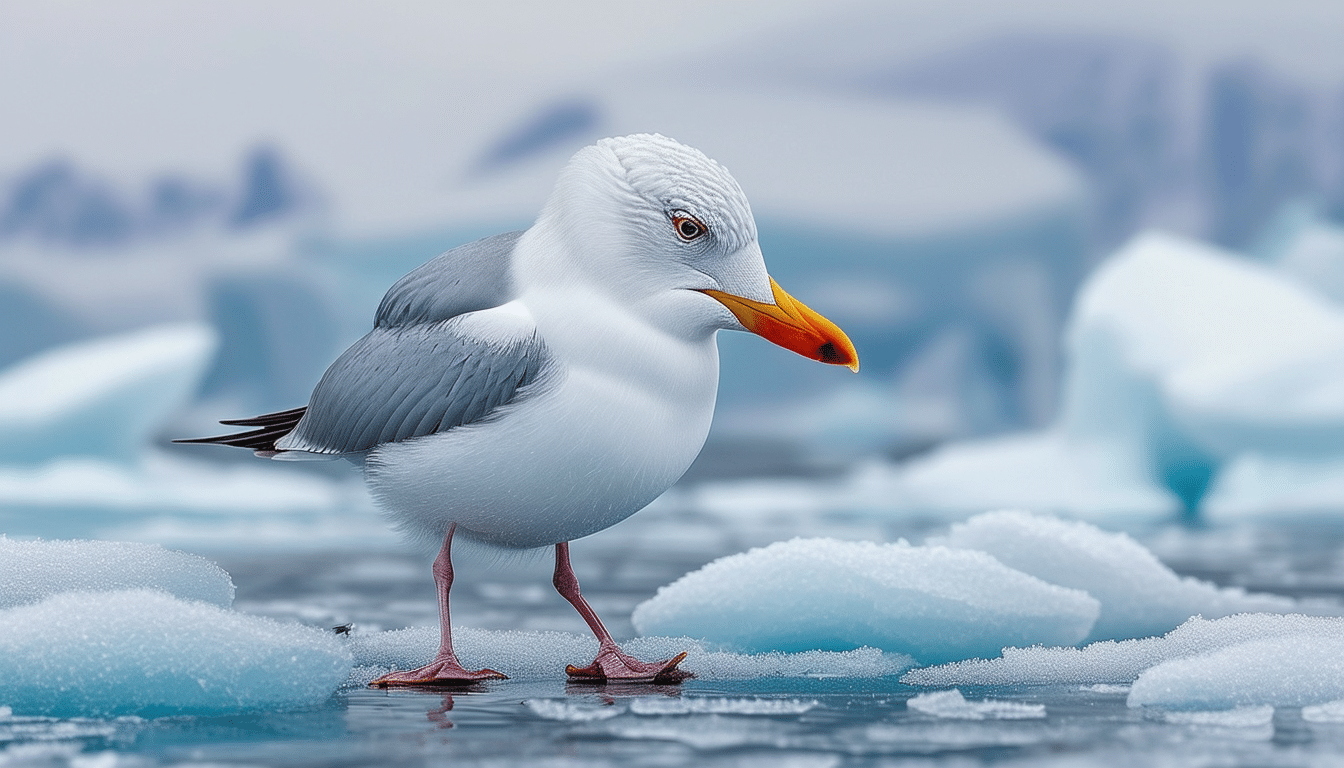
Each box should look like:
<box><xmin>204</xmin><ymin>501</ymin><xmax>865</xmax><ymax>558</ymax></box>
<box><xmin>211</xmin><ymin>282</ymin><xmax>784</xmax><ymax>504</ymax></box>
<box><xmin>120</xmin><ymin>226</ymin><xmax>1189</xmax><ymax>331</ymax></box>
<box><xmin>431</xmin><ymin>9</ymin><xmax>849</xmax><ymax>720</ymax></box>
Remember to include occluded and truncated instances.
<box><xmin>847</xmin><ymin>362</ymin><xmax>860</xmax><ymax>373</ymax></box>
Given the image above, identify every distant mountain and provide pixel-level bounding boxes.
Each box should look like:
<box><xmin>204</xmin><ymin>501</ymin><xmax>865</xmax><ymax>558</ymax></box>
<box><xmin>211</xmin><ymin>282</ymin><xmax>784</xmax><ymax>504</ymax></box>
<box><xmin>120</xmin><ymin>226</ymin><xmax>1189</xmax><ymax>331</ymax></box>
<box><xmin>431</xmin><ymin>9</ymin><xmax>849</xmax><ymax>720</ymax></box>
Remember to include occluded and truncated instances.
<box><xmin>0</xmin><ymin>145</ymin><xmax>312</xmax><ymax>248</ymax></box>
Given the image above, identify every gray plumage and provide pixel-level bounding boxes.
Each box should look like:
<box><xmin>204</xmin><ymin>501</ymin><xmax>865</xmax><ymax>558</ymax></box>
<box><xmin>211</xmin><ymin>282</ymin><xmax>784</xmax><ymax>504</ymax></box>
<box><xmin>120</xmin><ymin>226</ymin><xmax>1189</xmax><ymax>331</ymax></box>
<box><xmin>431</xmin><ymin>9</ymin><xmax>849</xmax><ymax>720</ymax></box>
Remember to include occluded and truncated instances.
<box><xmin>180</xmin><ymin>230</ymin><xmax>552</xmax><ymax>456</ymax></box>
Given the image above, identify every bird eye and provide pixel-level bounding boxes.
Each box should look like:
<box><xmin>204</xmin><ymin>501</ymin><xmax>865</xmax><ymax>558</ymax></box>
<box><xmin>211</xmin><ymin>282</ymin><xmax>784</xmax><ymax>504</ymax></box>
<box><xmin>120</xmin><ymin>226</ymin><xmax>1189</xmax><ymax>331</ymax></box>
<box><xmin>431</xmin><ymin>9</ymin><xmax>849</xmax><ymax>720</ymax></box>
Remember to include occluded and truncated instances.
<box><xmin>671</xmin><ymin>213</ymin><xmax>707</xmax><ymax>242</ymax></box>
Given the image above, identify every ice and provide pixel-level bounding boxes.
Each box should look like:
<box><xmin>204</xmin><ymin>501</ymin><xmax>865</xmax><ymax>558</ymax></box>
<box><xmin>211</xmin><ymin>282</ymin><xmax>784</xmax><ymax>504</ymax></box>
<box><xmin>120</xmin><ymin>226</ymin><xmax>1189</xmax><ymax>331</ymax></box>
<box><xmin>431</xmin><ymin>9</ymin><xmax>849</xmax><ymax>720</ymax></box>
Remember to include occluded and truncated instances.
<box><xmin>906</xmin><ymin>689</ymin><xmax>1045</xmax><ymax>720</ymax></box>
<box><xmin>1162</xmin><ymin>706</ymin><xmax>1275</xmax><ymax>727</ymax></box>
<box><xmin>524</xmin><ymin>699</ymin><xmax>620</xmax><ymax>722</ymax></box>
<box><xmin>0</xmin><ymin>538</ymin><xmax>233</xmax><ymax>609</ymax></box>
<box><xmin>627</xmin><ymin>698</ymin><xmax>819</xmax><ymax>716</ymax></box>
<box><xmin>0</xmin><ymin>589</ymin><xmax>350</xmax><ymax>718</ymax></box>
<box><xmin>904</xmin><ymin>614</ymin><xmax>1344</xmax><ymax>688</ymax></box>
<box><xmin>630</xmin><ymin>538</ymin><xmax>1099</xmax><ymax>664</ymax></box>
<box><xmin>0</xmin><ymin>325</ymin><xmax>215</xmax><ymax>464</ymax></box>
<box><xmin>935</xmin><ymin>510</ymin><xmax>1292</xmax><ymax>641</ymax></box>
<box><xmin>1302</xmin><ymin>699</ymin><xmax>1344</xmax><ymax>723</ymax></box>
<box><xmin>346</xmin><ymin>626</ymin><xmax>912</xmax><ymax>684</ymax></box>
<box><xmin>1128</xmin><ymin>633</ymin><xmax>1344</xmax><ymax>710</ymax></box>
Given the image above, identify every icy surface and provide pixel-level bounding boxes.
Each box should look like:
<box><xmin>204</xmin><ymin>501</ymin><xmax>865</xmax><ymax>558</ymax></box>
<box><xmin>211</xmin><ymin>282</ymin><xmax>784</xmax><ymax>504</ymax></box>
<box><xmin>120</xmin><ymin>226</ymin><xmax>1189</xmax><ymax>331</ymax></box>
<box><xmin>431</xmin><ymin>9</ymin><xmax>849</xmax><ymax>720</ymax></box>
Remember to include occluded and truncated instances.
<box><xmin>631</xmin><ymin>537</ymin><xmax>1098</xmax><ymax>664</ymax></box>
<box><xmin>1303</xmin><ymin>699</ymin><xmax>1344</xmax><ymax>723</ymax></box>
<box><xmin>347</xmin><ymin>626</ymin><xmax>912</xmax><ymax>684</ymax></box>
<box><xmin>0</xmin><ymin>537</ymin><xmax>234</xmax><ymax>609</ymax></box>
<box><xmin>0</xmin><ymin>325</ymin><xmax>216</xmax><ymax>464</ymax></box>
<box><xmin>906</xmin><ymin>689</ymin><xmax>1045</xmax><ymax>720</ymax></box>
<box><xmin>1128</xmin><ymin>633</ymin><xmax>1344</xmax><ymax>710</ymax></box>
<box><xmin>0</xmin><ymin>589</ymin><xmax>351</xmax><ymax>718</ymax></box>
<box><xmin>935</xmin><ymin>510</ymin><xmax>1292</xmax><ymax>641</ymax></box>
<box><xmin>904</xmin><ymin>614</ymin><xmax>1344</xmax><ymax>688</ymax></box>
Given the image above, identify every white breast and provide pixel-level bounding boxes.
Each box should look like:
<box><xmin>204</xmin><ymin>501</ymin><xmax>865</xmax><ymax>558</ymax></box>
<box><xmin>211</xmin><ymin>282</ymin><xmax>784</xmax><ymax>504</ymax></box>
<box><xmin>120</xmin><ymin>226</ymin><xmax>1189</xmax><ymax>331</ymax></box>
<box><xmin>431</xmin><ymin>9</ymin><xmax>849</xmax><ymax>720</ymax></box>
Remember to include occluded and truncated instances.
<box><xmin>363</xmin><ymin>297</ymin><xmax>721</xmax><ymax>549</ymax></box>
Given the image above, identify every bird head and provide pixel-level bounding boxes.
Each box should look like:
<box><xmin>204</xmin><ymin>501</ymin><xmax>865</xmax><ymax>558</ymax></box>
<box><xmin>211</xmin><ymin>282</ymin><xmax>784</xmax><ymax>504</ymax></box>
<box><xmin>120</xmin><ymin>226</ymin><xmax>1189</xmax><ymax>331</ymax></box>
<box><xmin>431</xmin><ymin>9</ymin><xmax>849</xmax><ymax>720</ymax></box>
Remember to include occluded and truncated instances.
<box><xmin>530</xmin><ymin>133</ymin><xmax>858</xmax><ymax>372</ymax></box>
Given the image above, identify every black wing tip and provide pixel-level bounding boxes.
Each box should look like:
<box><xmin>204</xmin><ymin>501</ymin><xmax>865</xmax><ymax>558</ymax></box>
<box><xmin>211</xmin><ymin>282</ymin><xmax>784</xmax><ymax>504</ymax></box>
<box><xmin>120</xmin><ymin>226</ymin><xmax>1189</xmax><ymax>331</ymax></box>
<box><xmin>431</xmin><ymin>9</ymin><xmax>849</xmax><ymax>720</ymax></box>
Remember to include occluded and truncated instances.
<box><xmin>174</xmin><ymin>407</ymin><xmax>307</xmax><ymax>453</ymax></box>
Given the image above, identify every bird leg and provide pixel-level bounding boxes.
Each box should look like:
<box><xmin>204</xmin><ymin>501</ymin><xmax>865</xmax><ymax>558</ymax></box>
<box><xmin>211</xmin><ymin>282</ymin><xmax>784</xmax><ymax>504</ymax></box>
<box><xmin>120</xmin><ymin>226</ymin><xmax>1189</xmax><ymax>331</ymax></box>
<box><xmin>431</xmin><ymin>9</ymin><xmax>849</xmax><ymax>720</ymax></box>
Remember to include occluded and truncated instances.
<box><xmin>371</xmin><ymin>523</ymin><xmax>507</xmax><ymax>687</ymax></box>
<box><xmin>553</xmin><ymin>542</ymin><xmax>690</xmax><ymax>682</ymax></box>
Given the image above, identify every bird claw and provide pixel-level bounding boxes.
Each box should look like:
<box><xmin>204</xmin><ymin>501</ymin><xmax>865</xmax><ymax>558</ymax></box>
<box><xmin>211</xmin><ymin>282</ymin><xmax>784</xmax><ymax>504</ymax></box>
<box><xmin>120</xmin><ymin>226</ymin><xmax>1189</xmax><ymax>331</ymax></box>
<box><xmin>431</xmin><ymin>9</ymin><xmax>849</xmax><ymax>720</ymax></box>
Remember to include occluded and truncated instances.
<box><xmin>370</xmin><ymin>656</ymin><xmax>508</xmax><ymax>688</ymax></box>
<box><xmin>566</xmin><ymin>646</ymin><xmax>691</xmax><ymax>683</ymax></box>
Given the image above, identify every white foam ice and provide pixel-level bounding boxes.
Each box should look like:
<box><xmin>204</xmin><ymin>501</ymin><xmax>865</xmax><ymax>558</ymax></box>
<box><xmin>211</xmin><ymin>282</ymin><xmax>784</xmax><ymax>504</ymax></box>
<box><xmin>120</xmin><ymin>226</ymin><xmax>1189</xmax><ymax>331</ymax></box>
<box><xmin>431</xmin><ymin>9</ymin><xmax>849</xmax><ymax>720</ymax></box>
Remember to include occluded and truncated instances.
<box><xmin>1161</xmin><ymin>705</ymin><xmax>1275</xmax><ymax>727</ymax></box>
<box><xmin>904</xmin><ymin>614</ymin><xmax>1343</xmax><ymax>689</ymax></box>
<box><xmin>0</xmin><ymin>325</ymin><xmax>216</xmax><ymax>465</ymax></box>
<box><xmin>628</xmin><ymin>698</ymin><xmax>819</xmax><ymax>716</ymax></box>
<box><xmin>934</xmin><ymin>510</ymin><xmax>1292</xmax><ymax>641</ymax></box>
<box><xmin>524</xmin><ymin>699</ymin><xmax>621</xmax><ymax>722</ymax></box>
<box><xmin>0</xmin><ymin>538</ymin><xmax>234</xmax><ymax>609</ymax></box>
<box><xmin>631</xmin><ymin>537</ymin><xmax>1098</xmax><ymax>664</ymax></box>
<box><xmin>1303</xmin><ymin>699</ymin><xmax>1344</xmax><ymax>723</ymax></box>
<box><xmin>0</xmin><ymin>589</ymin><xmax>351</xmax><ymax>718</ymax></box>
<box><xmin>345</xmin><ymin>626</ymin><xmax>912</xmax><ymax>685</ymax></box>
<box><xmin>906</xmin><ymin>689</ymin><xmax>1045</xmax><ymax>720</ymax></box>
<box><xmin>1128</xmin><ymin>632</ymin><xmax>1344</xmax><ymax>711</ymax></box>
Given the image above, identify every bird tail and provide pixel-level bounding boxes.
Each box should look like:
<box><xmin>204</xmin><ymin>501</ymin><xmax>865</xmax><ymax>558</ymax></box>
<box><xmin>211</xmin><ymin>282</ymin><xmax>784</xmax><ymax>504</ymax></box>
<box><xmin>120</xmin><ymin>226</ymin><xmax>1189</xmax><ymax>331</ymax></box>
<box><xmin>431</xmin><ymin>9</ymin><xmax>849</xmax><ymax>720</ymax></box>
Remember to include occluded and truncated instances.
<box><xmin>174</xmin><ymin>406</ymin><xmax>307</xmax><ymax>457</ymax></box>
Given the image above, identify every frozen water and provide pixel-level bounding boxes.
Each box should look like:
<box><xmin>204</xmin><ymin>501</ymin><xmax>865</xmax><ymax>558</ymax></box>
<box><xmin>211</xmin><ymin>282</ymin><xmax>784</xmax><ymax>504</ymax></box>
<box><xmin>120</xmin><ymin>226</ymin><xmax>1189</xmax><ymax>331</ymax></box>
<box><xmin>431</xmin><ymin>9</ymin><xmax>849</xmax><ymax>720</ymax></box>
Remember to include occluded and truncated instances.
<box><xmin>0</xmin><ymin>538</ymin><xmax>233</xmax><ymax>609</ymax></box>
<box><xmin>1201</xmin><ymin>452</ymin><xmax>1344</xmax><ymax>519</ymax></box>
<box><xmin>0</xmin><ymin>589</ymin><xmax>350</xmax><ymax>718</ymax></box>
<box><xmin>631</xmin><ymin>537</ymin><xmax>1099</xmax><ymax>663</ymax></box>
<box><xmin>0</xmin><ymin>325</ymin><xmax>215</xmax><ymax>464</ymax></box>
<box><xmin>935</xmin><ymin>510</ymin><xmax>1293</xmax><ymax>641</ymax></box>
<box><xmin>1161</xmin><ymin>705</ymin><xmax>1275</xmax><ymax>727</ymax></box>
<box><xmin>1129</xmin><ymin>632</ymin><xmax>1344</xmax><ymax>710</ymax></box>
<box><xmin>346</xmin><ymin>626</ymin><xmax>912</xmax><ymax>685</ymax></box>
<box><xmin>627</xmin><ymin>698</ymin><xmax>818</xmax><ymax>716</ymax></box>
<box><xmin>524</xmin><ymin>699</ymin><xmax>621</xmax><ymax>722</ymax></box>
<box><xmin>904</xmin><ymin>613</ymin><xmax>1344</xmax><ymax>688</ymax></box>
<box><xmin>1303</xmin><ymin>699</ymin><xmax>1344</xmax><ymax>723</ymax></box>
<box><xmin>906</xmin><ymin>689</ymin><xmax>1045</xmax><ymax>720</ymax></box>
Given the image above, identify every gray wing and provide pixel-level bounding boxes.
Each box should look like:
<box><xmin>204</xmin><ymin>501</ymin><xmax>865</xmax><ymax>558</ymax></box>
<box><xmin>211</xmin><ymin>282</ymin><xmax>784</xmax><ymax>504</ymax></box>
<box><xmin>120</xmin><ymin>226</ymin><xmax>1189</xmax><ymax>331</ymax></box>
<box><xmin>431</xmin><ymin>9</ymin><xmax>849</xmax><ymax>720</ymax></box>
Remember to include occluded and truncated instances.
<box><xmin>276</xmin><ymin>318</ymin><xmax>553</xmax><ymax>455</ymax></box>
<box><xmin>375</xmin><ymin>230</ymin><xmax>524</xmax><ymax>328</ymax></box>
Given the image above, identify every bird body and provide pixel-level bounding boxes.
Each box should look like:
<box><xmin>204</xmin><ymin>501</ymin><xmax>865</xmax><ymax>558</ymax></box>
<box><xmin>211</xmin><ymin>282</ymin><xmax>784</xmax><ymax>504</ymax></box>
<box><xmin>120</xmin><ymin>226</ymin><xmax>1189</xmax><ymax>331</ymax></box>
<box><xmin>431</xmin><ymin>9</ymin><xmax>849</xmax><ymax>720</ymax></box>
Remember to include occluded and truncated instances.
<box><xmin>183</xmin><ymin>134</ymin><xmax>858</xmax><ymax>684</ymax></box>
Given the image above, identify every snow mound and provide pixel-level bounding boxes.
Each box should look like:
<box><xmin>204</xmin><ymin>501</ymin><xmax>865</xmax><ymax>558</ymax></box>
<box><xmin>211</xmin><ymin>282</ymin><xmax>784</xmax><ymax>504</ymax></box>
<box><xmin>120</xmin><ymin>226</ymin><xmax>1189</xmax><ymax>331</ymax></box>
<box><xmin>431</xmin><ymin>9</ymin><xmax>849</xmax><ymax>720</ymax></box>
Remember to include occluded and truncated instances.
<box><xmin>346</xmin><ymin>626</ymin><xmax>912</xmax><ymax>684</ymax></box>
<box><xmin>935</xmin><ymin>510</ymin><xmax>1292</xmax><ymax>641</ymax></box>
<box><xmin>1128</xmin><ymin>633</ymin><xmax>1344</xmax><ymax>710</ymax></box>
<box><xmin>0</xmin><ymin>538</ymin><xmax>234</xmax><ymax>609</ymax></box>
<box><xmin>0</xmin><ymin>324</ymin><xmax>216</xmax><ymax>464</ymax></box>
<box><xmin>630</xmin><ymin>538</ymin><xmax>1099</xmax><ymax>664</ymax></box>
<box><xmin>904</xmin><ymin>614</ymin><xmax>1342</xmax><ymax>688</ymax></box>
<box><xmin>0</xmin><ymin>589</ymin><xmax>351</xmax><ymax>718</ymax></box>
<box><xmin>906</xmin><ymin>689</ymin><xmax>1044</xmax><ymax>720</ymax></box>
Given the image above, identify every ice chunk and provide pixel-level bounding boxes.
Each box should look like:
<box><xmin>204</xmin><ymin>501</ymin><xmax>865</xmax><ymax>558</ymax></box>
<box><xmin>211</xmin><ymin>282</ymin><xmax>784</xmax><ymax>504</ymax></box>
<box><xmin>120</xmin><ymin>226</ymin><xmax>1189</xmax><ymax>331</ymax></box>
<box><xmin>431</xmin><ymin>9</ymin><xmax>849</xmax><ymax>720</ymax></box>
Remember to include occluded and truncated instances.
<box><xmin>1201</xmin><ymin>452</ymin><xmax>1344</xmax><ymax>519</ymax></box>
<box><xmin>631</xmin><ymin>538</ymin><xmax>1099</xmax><ymax>664</ymax></box>
<box><xmin>347</xmin><ymin>626</ymin><xmax>912</xmax><ymax>684</ymax></box>
<box><xmin>906</xmin><ymin>689</ymin><xmax>1044</xmax><ymax>720</ymax></box>
<box><xmin>1162</xmin><ymin>705</ymin><xmax>1275</xmax><ymax>727</ymax></box>
<box><xmin>628</xmin><ymin>698</ymin><xmax>818</xmax><ymax>716</ymax></box>
<box><xmin>0</xmin><ymin>325</ymin><xmax>216</xmax><ymax>464</ymax></box>
<box><xmin>1303</xmin><ymin>700</ymin><xmax>1344</xmax><ymax>723</ymax></box>
<box><xmin>904</xmin><ymin>614</ymin><xmax>1343</xmax><ymax>687</ymax></box>
<box><xmin>1128</xmin><ymin>633</ymin><xmax>1344</xmax><ymax>710</ymax></box>
<box><xmin>0</xmin><ymin>538</ymin><xmax>233</xmax><ymax>609</ymax></box>
<box><xmin>0</xmin><ymin>589</ymin><xmax>351</xmax><ymax>718</ymax></box>
<box><xmin>936</xmin><ymin>510</ymin><xmax>1292</xmax><ymax>641</ymax></box>
<box><xmin>524</xmin><ymin>699</ymin><xmax>620</xmax><ymax>722</ymax></box>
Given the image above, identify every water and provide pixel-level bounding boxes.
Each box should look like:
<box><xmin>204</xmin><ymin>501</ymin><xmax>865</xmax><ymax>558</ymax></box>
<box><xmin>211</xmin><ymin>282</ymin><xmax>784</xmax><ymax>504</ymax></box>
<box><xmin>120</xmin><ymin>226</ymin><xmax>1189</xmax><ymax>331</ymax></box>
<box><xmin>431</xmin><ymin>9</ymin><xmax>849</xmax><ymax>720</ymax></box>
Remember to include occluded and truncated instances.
<box><xmin>6</xmin><ymin>491</ymin><xmax>1344</xmax><ymax>767</ymax></box>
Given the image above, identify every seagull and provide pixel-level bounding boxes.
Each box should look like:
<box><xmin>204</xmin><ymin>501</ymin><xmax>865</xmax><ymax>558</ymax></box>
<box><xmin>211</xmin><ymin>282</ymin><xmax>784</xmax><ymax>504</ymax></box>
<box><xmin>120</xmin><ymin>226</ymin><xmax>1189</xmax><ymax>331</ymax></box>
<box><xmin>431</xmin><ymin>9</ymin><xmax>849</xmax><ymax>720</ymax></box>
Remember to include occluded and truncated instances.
<box><xmin>180</xmin><ymin>134</ymin><xmax>858</xmax><ymax>685</ymax></box>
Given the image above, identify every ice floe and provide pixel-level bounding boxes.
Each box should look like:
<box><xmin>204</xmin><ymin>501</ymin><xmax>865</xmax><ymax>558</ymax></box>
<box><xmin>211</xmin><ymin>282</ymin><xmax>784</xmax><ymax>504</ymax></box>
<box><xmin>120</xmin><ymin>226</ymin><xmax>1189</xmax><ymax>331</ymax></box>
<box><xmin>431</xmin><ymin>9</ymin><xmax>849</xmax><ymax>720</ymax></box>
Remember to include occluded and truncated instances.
<box><xmin>934</xmin><ymin>510</ymin><xmax>1292</xmax><ymax>641</ymax></box>
<box><xmin>906</xmin><ymin>689</ymin><xmax>1044</xmax><ymax>720</ymax></box>
<box><xmin>0</xmin><ymin>538</ymin><xmax>234</xmax><ymax>609</ymax></box>
<box><xmin>631</xmin><ymin>537</ymin><xmax>1098</xmax><ymax>664</ymax></box>
<box><xmin>0</xmin><ymin>589</ymin><xmax>350</xmax><ymax>718</ymax></box>
<box><xmin>903</xmin><ymin>614</ymin><xmax>1344</xmax><ymax>704</ymax></box>
<box><xmin>346</xmin><ymin>626</ymin><xmax>913</xmax><ymax>684</ymax></box>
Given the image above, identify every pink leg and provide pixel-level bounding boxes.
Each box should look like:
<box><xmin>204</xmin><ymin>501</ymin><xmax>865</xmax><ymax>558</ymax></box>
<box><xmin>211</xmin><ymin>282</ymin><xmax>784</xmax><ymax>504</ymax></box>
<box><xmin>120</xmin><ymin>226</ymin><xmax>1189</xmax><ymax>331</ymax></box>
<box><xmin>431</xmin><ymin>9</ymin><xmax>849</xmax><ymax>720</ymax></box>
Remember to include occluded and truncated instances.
<box><xmin>371</xmin><ymin>524</ymin><xmax>507</xmax><ymax>687</ymax></box>
<box><xmin>553</xmin><ymin>542</ymin><xmax>689</xmax><ymax>682</ymax></box>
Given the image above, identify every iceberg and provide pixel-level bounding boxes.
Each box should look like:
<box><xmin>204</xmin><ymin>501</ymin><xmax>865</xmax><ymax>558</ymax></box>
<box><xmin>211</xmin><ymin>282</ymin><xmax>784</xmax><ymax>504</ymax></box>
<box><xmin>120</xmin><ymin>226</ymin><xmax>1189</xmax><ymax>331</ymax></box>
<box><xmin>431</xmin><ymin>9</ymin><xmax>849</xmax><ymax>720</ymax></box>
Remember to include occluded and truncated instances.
<box><xmin>630</xmin><ymin>537</ymin><xmax>1099</xmax><ymax>664</ymax></box>
<box><xmin>935</xmin><ymin>510</ymin><xmax>1292</xmax><ymax>641</ymax></box>
<box><xmin>0</xmin><ymin>589</ymin><xmax>350</xmax><ymax>718</ymax></box>
<box><xmin>0</xmin><ymin>324</ymin><xmax>216</xmax><ymax>464</ymax></box>
<box><xmin>903</xmin><ymin>614</ymin><xmax>1343</xmax><ymax>688</ymax></box>
<box><xmin>0</xmin><ymin>538</ymin><xmax>234</xmax><ymax>609</ymax></box>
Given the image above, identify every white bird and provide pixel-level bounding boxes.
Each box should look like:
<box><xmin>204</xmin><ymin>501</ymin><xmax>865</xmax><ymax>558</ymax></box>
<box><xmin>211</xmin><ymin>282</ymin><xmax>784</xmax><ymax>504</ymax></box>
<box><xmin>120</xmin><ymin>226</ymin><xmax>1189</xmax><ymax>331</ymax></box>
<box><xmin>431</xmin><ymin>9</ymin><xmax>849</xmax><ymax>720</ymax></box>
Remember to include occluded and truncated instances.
<box><xmin>182</xmin><ymin>134</ymin><xmax>858</xmax><ymax>685</ymax></box>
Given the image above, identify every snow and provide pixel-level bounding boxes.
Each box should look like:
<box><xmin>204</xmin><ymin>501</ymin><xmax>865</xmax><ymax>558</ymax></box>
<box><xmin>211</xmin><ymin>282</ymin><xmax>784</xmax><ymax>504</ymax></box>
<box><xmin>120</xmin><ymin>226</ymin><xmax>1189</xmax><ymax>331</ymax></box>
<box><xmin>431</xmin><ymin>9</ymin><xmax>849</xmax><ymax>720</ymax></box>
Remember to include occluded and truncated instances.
<box><xmin>1128</xmin><ymin>633</ymin><xmax>1344</xmax><ymax>711</ymax></box>
<box><xmin>934</xmin><ymin>510</ymin><xmax>1292</xmax><ymax>641</ymax></box>
<box><xmin>903</xmin><ymin>614</ymin><xmax>1344</xmax><ymax>691</ymax></box>
<box><xmin>906</xmin><ymin>689</ymin><xmax>1045</xmax><ymax>720</ymax></box>
<box><xmin>630</xmin><ymin>537</ymin><xmax>1099</xmax><ymax>664</ymax></box>
<box><xmin>0</xmin><ymin>325</ymin><xmax>216</xmax><ymax>464</ymax></box>
<box><xmin>346</xmin><ymin>626</ymin><xmax>913</xmax><ymax>684</ymax></box>
<box><xmin>0</xmin><ymin>538</ymin><xmax>233</xmax><ymax>609</ymax></box>
<box><xmin>0</xmin><ymin>589</ymin><xmax>350</xmax><ymax>718</ymax></box>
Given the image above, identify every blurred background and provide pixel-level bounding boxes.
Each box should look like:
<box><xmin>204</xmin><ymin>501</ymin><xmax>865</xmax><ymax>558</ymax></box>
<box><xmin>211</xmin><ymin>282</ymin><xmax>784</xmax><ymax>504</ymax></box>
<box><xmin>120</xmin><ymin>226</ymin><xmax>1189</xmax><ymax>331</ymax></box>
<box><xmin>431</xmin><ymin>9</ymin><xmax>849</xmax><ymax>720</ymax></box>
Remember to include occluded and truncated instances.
<box><xmin>6</xmin><ymin>0</ymin><xmax>1344</xmax><ymax>545</ymax></box>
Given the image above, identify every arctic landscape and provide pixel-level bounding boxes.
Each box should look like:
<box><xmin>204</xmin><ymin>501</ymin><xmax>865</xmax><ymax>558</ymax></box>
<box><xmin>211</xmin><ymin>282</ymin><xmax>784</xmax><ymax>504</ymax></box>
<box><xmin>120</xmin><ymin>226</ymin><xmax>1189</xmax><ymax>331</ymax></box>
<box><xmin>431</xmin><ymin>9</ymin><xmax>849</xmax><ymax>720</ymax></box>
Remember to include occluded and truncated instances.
<box><xmin>7</xmin><ymin>1</ymin><xmax>1344</xmax><ymax>766</ymax></box>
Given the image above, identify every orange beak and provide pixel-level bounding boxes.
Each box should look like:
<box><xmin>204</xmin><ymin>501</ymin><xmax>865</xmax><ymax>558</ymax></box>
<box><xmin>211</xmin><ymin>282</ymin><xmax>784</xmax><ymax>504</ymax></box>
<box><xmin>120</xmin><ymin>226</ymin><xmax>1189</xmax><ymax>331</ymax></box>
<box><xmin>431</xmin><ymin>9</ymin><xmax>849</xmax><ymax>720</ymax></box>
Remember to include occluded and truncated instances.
<box><xmin>701</xmin><ymin>277</ymin><xmax>859</xmax><ymax>372</ymax></box>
